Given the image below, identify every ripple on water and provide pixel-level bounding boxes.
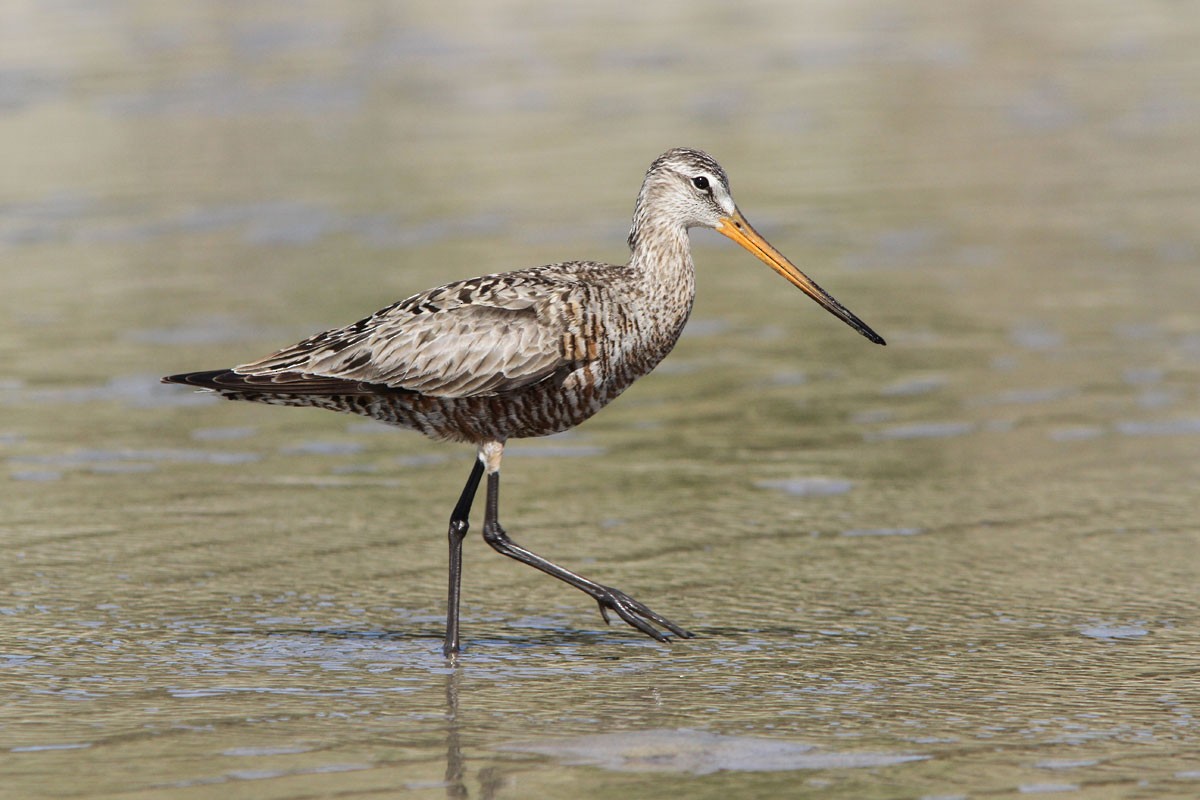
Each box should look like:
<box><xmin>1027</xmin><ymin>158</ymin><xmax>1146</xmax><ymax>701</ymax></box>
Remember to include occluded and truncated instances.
<box><xmin>768</xmin><ymin>369</ymin><xmax>808</xmax><ymax>386</ymax></box>
<box><xmin>10</xmin><ymin>743</ymin><xmax>92</xmax><ymax>753</ymax></box>
<box><xmin>165</xmin><ymin>762</ymin><xmax>371</xmax><ymax>789</ymax></box>
<box><xmin>966</xmin><ymin>387</ymin><xmax>1078</xmax><ymax>406</ymax></box>
<box><xmin>14</xmin><ymin>374</ymin><xmax>216</xmax><ymax>409</ymax></box>
<box><xmin>756</xmin><ymin>478</ymin><xmax>854</xmax><ymax>497</ymax></box>
<box><xmin>1017</xmin><ymin>784</ymin><xmax>1079</xmax><ymax>794</ymax></box>
<box><xmin>394</xmin><ymin>454</ymin><xmax>449</xmax><ymax>467</ymax></box>
<box><xmin>9</xmin><ymin>448</ymin><xmax>260</xmax><ymax>471</ymax></box>
<box><xmin>1035</xmin><ymin>759</ymin><xmax>1101</xmax><ymax>770</ymax></box>
<box><xmin>841</xmin><ymin>528</ymin><xmax>922</xmax><ymax>537</ymax></box>
<box><xmin>192</xmin><ymin>426</ymin><xmax>257</xmax><ymax>441</ymax></box>
<box><xmin>1136</xmin><ymin>389</ymin><xmax>1180</xmax><ymax>409</ymax></box>
<box><xmin>0</xmin><ymin>190</ymin><xmax>91</xmax><ymax>244</ymax></box>
<box><xmin>1048</xmin><ymin>427</ymin><xmax>1103</xmax><ymax>442</ymax></box>
<box><xmin>841</xmin><ymin>227</ymin><xmax>941</xmax><ymax>270</ymax></box>
<box><xmin>1122</xmin><ymin>367</ymin><xmax>1164</xmax><ymax>386</ymax></box>
<box><xmin>880</xmin><ymin>375</ymin><xmax>948</xmax><ymax>397</ymax></box>
<box><xmin>10</xmin><ymin>470</ymin><xmax>62</xmax><ymax>482</ymax></box>
<box><xmin>243</xmin><ymin>202</ymin><xmax>337</xmax><ymax>246</ymax></box>
<box><xmin>102</xmin><ymin>78</ymin><xmax>364</xmax><ymax>119</ymax></box>
<box><xmin>1009</xmin><ymin>324</ymin><xmax>1064</xmax><ymax>351</ymax></box>
<box><xmin>346</xmin><ymin>421</ymin><xmax>396</xmax><ymax>435</ymax></box>
<box><xmin>507</xmin><ymin>445</ymin><xmax>606</xmax><ymax>459</ymax></box>
<box><xmin>851</xmin><ymin>408</ymin><xmax>894</xmax><ymax>425</ymax></box>
<box><xmin>498</xmin><ymin>730</ymin><xmax>925</xmax><ymax>774</ymax></box>
<box><xmin>679</xmin><ymin>318</ymin><xmax>730</xmax><ymax>338</ymax></box>
<box><xmin>1008</xmin><ymin>84</ymin><xmax>1080</xmax><ymax>133</ymax></box>
<box><xmin>1115</xmin><ymin>419</ymin><xmax>1200</xmax><ymax>437</ymax></box>
<box><xmin>129</xmin><ymin>317</ymin><xmax>278</xmax><ymax>347</ymax></box>
<box><xmin>280</xmin><ymin>441</ymin><xmax>365</xmax><ymax>456</ymax></box>
<box><xmin>221</xmin><ymin>746</ymin><xmax>313</xmax><ymax>757</ymax></box>
<box><xmin>866</xmin><ymin>422</ymin><xmax>974</xmax><ymax>441</ymax></box>
<box><xmin>1078</xmin><ymin>623</ymin><xmax>1148</xmax><ymax>641</ymax></box>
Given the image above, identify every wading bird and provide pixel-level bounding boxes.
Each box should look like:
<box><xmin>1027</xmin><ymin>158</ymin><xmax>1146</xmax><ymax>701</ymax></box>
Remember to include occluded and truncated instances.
<box><xmin>164</xmin><ymin>148</ymin><xmax>885</xmax><ymax>655</ymax></box>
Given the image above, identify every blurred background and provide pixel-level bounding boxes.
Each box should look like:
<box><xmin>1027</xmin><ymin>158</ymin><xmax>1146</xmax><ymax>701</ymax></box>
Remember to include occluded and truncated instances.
<box><xmin>2</xmin><ymin>2</ymin><xmax>1199</xmax><ymax>798</ymax></box>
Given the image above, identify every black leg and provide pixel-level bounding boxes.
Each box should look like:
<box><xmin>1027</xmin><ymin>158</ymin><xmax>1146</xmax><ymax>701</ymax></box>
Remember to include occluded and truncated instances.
<box><xmin>444</xmin><ymin>458</ymin><xmax>485</xmax><ymax>656</ymax></box>
<box><xmin>480</xmin><ymin>471</ymin><xmax>693</xmax><ymax>642</ymax></box>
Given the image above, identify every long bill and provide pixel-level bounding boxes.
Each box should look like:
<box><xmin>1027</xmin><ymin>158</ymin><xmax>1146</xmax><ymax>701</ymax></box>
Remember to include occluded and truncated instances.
<box><xmin>717</xmin><ymin>209</ymin><xmax>886</xmax><ymax>345</ymax></box>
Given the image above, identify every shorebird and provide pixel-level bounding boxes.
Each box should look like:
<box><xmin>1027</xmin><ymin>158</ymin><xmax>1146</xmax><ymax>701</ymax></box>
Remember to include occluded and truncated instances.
<box><xmin>164</xmin><ymin>148</ymin><xmax>885</xmax><ymax>655</ymax></box>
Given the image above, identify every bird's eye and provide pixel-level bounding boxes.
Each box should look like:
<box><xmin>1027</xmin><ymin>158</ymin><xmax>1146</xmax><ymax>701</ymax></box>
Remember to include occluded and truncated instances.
<box><xmin>692</xmin><ymin>175</ymin><xmax>710</xmax><ymax>191</ymax></box>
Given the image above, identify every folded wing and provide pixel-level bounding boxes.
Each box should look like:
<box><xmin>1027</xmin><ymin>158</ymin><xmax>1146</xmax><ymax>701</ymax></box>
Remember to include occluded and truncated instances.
<box><xmin>225</xmin><ymin>278</ymin><xmax>574</xmax><ymax>399</ymax></box>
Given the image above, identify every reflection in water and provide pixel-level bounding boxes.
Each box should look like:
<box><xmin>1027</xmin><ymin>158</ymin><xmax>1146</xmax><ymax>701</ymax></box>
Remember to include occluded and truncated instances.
<box><xmin>444</xmin><ymin>668</ymin><xmax>504</xmax><ymax>800</ymax></box>
<box><xmin>444</xmin><ymin>668</ymin><xmax>467</xmax><ymax>800</ymax></box>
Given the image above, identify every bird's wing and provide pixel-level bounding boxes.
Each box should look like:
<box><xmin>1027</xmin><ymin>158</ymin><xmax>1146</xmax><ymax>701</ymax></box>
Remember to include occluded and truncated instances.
<box><xmin>232</xmin><ymin>274</ymin><xmax>580</xmax><ymax>398</ymax></box>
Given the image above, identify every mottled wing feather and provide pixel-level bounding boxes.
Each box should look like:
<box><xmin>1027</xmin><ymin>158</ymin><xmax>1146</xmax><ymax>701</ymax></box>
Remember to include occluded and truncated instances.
<box><xmin>232</xmin><ymin>273</ymin><xmax>576</xmax><ymax>398</ymax></box>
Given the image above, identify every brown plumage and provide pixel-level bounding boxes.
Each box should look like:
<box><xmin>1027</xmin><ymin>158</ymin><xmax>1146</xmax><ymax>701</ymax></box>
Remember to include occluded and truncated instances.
<box><xmin>164</xmin><ymin>147</ymin><xmax>885</xmax><ymax>655</ymax></box>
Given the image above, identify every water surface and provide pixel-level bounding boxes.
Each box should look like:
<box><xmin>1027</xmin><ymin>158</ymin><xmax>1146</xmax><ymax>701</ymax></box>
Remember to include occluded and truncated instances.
<box><xmin>2</xmin><ymin>3</ymin><xmax>1199</xmax><ymax>798</ymax></box>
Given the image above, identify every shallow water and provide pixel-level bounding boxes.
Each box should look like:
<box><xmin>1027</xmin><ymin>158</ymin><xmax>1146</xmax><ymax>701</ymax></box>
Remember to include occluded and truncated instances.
<box><xmin>3</xmin><ymin>2</ymin><xmax>1200</xmax><ymax>798</ymax></box>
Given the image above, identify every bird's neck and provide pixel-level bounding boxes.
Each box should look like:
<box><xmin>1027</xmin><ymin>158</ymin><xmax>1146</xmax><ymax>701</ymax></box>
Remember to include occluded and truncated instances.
<box><xmin>630</xmin><ymin>216</ymin><xmax>695</xmax><ymax>277</ymax></box>
<box><xmin>627</xmin><ymin>219</ymin><xmax>697</xmax><ymax>333</ymax></box>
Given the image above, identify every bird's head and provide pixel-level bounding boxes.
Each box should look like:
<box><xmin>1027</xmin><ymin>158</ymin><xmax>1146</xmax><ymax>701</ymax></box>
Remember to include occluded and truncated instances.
<box><xmin>632</xmin><ymin>147</ymin><xmax>885</xmax><ymax>346</ymax></box>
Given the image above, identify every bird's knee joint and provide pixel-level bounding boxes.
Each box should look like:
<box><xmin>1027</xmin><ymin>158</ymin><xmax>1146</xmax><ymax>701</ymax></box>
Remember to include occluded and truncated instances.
<box><xmin>481</xmin><ymin>521</ymin><xmax>509</xmax><ymax>548</ymax></box>
<box><xmin>449</xmin><ymin>518</ymin><xmax>469</xmax><ymax>540</ymax></box>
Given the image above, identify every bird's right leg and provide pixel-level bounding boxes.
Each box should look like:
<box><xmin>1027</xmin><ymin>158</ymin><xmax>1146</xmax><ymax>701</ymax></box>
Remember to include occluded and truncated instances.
<box><xmin>477</xmin><ymin>440</ymin><xmax>693</xmax><ymax>642</ymax></box>
<box><xmin>444</xmin><ymin>456</ymin><xmax>485</xmax><ymax>657</ymax></box>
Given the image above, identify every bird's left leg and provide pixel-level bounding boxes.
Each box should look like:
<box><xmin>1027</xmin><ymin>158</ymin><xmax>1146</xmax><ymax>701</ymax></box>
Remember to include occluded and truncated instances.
<box><xmin>477</xmin><ymin>440</ymin><xmax>693</xmax><ymax>642</ymax></box>
<box><xmin>443</xmin><ymin>455</ymin><xmax>486</xmax><ymax>656</ymax></box>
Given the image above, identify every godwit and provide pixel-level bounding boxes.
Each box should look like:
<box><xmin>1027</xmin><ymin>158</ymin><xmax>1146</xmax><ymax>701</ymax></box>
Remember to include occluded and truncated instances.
<box><xmin>164</xmin><ymin>148</ymin><xmax>885</xmax><ymax>654</ymax></box>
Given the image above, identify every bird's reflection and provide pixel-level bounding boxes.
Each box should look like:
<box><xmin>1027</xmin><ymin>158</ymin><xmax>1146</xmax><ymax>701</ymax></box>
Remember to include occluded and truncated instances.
<box><xmin>444</xmin><ymin>665</ymin><xmax>467</xmax><ymax>799</ymax></box>
<box><xmin>443</xmin><ymin>664</ymin><xmax>501</xmax><ymax>800</ymax></box>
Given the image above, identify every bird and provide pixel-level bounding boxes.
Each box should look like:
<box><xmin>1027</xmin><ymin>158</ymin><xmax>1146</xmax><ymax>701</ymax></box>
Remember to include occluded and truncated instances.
<box><xmin>163</xmin><ymin>147</ymin><xmax>885</xmax><ymax>655</ymax></box>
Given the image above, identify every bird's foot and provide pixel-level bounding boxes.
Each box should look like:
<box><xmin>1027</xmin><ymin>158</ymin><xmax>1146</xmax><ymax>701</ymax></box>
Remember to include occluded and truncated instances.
<box><xmin>593</xmin><ymin>585</ymin><xmax>694</xmax><ymax>642</ymax></box>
